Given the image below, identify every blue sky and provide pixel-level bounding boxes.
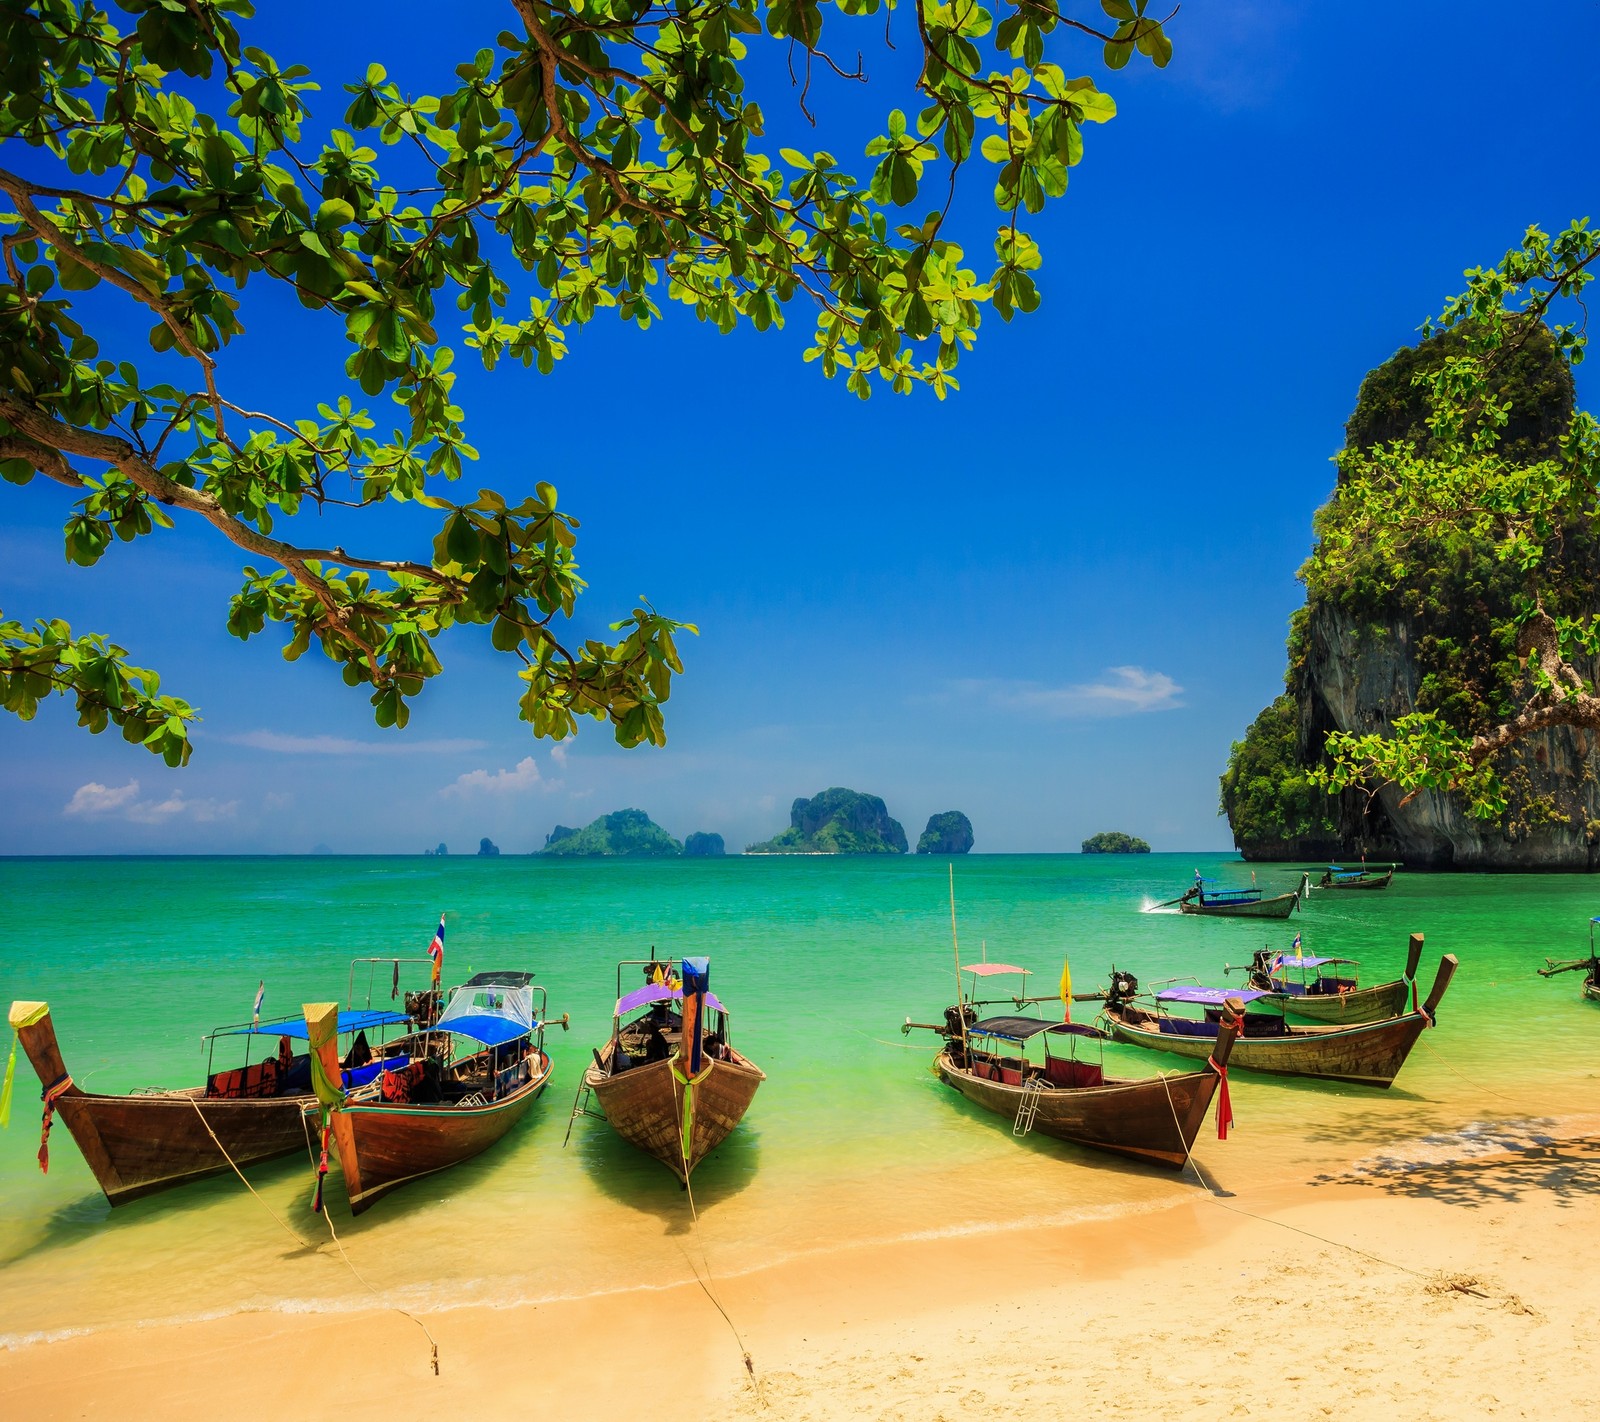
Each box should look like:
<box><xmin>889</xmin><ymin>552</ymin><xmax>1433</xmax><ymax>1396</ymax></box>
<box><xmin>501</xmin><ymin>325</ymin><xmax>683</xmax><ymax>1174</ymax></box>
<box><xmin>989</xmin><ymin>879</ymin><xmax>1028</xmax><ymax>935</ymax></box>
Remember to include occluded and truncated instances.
<box><xmin>2</xmin><ymin>1</ymin><xmax>1596</xmax><ymax>854</ymax></box>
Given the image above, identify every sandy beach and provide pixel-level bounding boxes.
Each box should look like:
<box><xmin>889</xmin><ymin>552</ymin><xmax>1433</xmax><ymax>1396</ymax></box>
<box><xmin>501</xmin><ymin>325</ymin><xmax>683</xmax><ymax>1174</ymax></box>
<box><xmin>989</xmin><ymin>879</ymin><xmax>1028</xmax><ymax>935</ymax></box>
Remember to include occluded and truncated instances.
<box><xmin>5</xmin><ymin>1128</ymin><xmax>1595</xmax><ymax>1421</ymax></box>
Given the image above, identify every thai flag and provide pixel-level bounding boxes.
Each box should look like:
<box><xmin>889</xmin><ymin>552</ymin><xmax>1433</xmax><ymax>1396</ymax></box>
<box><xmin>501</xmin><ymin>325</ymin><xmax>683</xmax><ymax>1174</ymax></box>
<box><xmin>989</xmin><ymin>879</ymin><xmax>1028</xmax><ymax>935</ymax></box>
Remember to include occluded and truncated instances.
<box><xmin>252</xmin><ymin>981</ymin><xmax>265</xmax><ymax>1026</ymax></box>
<box><xmin>428</xmin><ymin>914</ymin><xmax>445</xmax><ymax>978</ymax></box>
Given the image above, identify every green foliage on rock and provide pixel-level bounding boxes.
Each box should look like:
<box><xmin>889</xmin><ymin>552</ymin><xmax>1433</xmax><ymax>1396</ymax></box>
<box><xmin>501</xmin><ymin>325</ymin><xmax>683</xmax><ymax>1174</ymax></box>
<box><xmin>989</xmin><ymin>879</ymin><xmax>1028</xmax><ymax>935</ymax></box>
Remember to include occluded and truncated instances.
<box><xmin>683</xmin><ymin>831</ymin><xmax>725</xmax><ymax>857</ymax></box>
<box><xmin>0</xmin><ymin>0</ymin><xmax>1178</xmax><ymax>763</ymax></box>
<box><xmin>1222</xmin><ymin>227</ymin><xmax>1600</xmax><ymax>853</ymax></box>
<box><xmin>747</xmin><ymin>787</ymin><xmax>907</xmax><ymax>854</ymax></box>
<box><xmin>541</xmin><ymin>808</ymin><xmax>681</xmax><ymax>857</ymax></box>
<box><xmin>916</xmin><ymin>811</ymin><xmax>974</xmax><ymax>854</ymax></box>
<box><xmin>1080</xmin><ymin>830</ymin><xmax>1150</xmax><ymax>853</ymax></box>
<box><xmin>1217</xmin><ymin>697</ymin><xmax>1337</xmax><ymax>852</ymax></box>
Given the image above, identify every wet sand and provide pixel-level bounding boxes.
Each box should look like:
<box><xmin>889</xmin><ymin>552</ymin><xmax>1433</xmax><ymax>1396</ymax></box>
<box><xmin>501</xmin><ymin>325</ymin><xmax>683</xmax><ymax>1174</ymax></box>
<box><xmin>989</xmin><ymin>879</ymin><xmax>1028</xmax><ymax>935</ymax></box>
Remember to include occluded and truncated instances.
<box><xmin>4</xmin><ymin>1134</ymin><xmax>1596</xmax><ymax>1420</ymax></box>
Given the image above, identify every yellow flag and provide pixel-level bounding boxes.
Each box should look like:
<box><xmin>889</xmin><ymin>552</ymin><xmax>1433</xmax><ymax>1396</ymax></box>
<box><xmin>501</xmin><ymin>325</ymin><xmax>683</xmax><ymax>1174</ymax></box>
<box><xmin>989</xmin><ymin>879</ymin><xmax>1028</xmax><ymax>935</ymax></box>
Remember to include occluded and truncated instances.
<box><xmin>1059</xmin><ymin>959</ymin><xmax>1072</xmax><ymax>1023</ymax></box>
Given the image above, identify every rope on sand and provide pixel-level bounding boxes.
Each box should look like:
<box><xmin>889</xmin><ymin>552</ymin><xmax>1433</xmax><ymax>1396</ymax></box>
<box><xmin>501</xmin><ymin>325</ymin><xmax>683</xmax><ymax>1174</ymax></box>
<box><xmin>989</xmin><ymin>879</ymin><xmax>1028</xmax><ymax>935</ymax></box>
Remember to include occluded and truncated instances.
<box><xmin>1181</xmin><ymin>1150</ymin><xmax>1488</xmax><ymax>1294</ymax></box>
<box><xmin>296</xmin><ymin>1109</ymin><xmax>442</xmax><ymax>1374</ymax></box>
<box><xmin>675</xmin><ymin>1074</ymin><xmax>763</xmax><ymax>1408</ymax></box>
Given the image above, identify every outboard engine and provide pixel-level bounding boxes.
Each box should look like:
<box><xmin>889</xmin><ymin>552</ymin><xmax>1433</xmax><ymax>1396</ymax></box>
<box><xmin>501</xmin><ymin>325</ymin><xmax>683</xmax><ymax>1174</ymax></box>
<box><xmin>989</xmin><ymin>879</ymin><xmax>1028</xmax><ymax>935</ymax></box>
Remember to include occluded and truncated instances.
<box><xmin>405</xmin><ymin>988</ymin><xmax>441</xmax><ymax>1027</ymax></box>
<box><xmin>1247</xmin><ymin>948</ymin><xmax>1276</xmax><ymax>992</ymax></box>
<box><xmin>942</xmin><ymin>1003</ymin><xmax>977</xmax><ymax>1067</ymax></box>
<box><xmin>1105</xmin><ymin>968</ymin><xmax>1139</xmax><ymax>1010</ymax></box>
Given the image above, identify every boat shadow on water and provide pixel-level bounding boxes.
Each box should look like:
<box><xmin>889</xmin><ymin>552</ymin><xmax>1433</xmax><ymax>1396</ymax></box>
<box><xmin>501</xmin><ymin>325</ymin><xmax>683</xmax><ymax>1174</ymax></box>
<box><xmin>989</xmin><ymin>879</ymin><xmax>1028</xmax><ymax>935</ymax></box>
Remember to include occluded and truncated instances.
<box><xmin>571</xmin><ymin>1116</ymin><xmax>762</xmax><ymax>1232</ymax></box>
<box><xmin>0</xmin><ymin>1145</ymin><xmax>326</xmax><ymax>1272</ymax></box>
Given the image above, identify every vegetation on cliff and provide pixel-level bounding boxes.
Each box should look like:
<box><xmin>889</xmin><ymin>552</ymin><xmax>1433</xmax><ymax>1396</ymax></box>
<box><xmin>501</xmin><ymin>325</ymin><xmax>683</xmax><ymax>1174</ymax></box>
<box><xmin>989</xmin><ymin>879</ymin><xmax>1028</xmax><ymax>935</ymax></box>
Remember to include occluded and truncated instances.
<box><xmin>916</xmin><ymin>811</ymin><xmax>974</xmax><ymax>855</ymax></box>
<box><xmin>1080</xmin><ymin>831</ymin><xmax>1151</xmax><ymax>853</ymax></box>
<box><xmin>1222</xmin><ymin>224</ymin><xmax>1600</xmax><ymax>855</ymax></box>
<box><xmin>747</xmin><ymin>788</ymin><xmax>908</xmax><ymax>855</ymax></box>
<box><xmin>542</xmin><ymin>810</ymin><xmax>681</xmax><ymax>857</ymax></box>
<box><xmin>684</xmin><ymin>832</ymin><xmax>726</xmax><ymax>857</ymax></box>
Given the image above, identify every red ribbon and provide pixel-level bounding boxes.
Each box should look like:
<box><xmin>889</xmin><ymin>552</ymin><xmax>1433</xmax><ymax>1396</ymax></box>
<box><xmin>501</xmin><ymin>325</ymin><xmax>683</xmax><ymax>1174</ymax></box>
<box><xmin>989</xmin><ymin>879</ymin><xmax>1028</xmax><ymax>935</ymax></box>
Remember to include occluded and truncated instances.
<box><xmin>37</xmin><ymin>1074</ymin><xmax>72</xmax><ymax>1174</ymax></box>
<box><xmin>312</xmin><ymin>1119</ymin><xmax>331</xmax><ymax>1214</ymax></box>
<box><xmin>1207</xmin><ymin>1056</ymin><xmax>1234</xmax><ymax>1140</ymax></box>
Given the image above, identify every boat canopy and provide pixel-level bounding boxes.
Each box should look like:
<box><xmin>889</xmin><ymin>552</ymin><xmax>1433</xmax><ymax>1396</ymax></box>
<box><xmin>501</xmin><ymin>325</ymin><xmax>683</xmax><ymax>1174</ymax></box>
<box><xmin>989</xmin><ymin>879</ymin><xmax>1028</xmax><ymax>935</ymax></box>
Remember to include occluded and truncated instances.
<box><xmin>1155</xmin><ymin>986</ymin><xmax>1268</xmax><ymax>1006</ymax></box>
<box><xmin>614</xmin><ymin>981</ymin><xmax>726</xmax><ymax>1019</ymax></box>
<box><xmin>1273</xmin><ymin>955</ymin><xmax>1355</xmax><ymax>969</ymax></box>
<box><xmin>463</xmin><ymin>970</ymin><xmax>536</xmax><ymax>988</ymax></box>
<box><xmin>961</xmin><ymin>963</ymin><xmax>1030</xmax><ymax>977</ymax></box>
<box><xmin>968</xmin><ymin>1015</ymin><xmax>1102</xmax><ymax>1041</ymax></box>
<box><xmin>435</xmin><ymin>980</ymin><xmax>537</xmax><ymax>1047</ymax></box>
<box><xmin>221</xmin><ymin>1009</ymin><xmax>411</xmax><ymax>1041</ymax></box>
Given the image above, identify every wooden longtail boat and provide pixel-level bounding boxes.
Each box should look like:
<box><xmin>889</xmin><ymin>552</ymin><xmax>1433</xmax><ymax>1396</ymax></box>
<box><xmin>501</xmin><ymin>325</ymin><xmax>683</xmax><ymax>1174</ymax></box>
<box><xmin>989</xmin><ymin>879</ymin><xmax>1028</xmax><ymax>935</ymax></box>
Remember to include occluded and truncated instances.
<box><xmin>3</xmin><ymin>997</ymin><xmax>417</xmax><ymax>1205</ymax></box>
<box><xmin>1098</xmin><ymin>954</ymin><xmax>1458</xmax><ymax>1088</ymax></box>
<box><xmin>305</xmin><ymin>971</ymin><xmax>563</xmax><ymax>1215</ymax></box>
<box><xmin>569</xmin><ymin>956</ymin><xmax>764</xmax><ymax>1183</ymax></box>
<box><xmin>1177</xmin><ymin>873</ymin><xmax>1308</xmax><ymax>919</ymax></box>
<box><xmin>1221</xmin><ymin>933</ymin><xmax>1425</xmax><ymax>1025</ymax></box>
<box><xmin>1316</xmin><ymin>864</ymin><xmax>1395</xmax><ymax>890</ymax></box>
<box><xmin>904</xmin><ymin>963</ymin><xmax>1246</xmax><ymax>1170</ymax></box>
<box><xmin>1539</xmin><ymin>917</ymin><xmax>1600</xmax><ymax>1003</ymax></box>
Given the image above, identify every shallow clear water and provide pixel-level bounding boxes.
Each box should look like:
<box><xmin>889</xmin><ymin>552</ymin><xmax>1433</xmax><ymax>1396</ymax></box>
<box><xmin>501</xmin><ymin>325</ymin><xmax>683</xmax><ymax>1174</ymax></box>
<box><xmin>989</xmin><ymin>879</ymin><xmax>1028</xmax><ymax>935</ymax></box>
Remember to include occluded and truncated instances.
<box><xmin>1</xmin><ymin>853</ymin><xmax>1596</xmax><ymax>1342</ymax></box>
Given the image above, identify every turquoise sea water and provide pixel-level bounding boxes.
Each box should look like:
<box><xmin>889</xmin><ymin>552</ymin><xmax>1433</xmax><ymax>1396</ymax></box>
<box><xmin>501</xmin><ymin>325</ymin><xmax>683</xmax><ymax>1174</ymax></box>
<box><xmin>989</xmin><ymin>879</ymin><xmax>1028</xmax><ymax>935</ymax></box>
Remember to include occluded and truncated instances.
<box><xmin>1</xmin><ymin>852</ymin><xmax>1597</xmax><ymax>1344</ymax></box>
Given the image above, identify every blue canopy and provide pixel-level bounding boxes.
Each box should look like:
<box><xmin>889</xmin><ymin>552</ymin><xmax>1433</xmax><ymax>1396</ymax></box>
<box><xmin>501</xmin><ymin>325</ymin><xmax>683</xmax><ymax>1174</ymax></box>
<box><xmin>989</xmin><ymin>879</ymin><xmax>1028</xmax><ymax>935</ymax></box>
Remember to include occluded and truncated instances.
<box><xmin>434</xmin><ymin>1012</ymin><xmax>536</xmax><ymax>1047</ymax></box>
<box><xmin>223</xmin><ymin>1009</ymin><xmax>411</xmax><ymax>1041</ymax></box>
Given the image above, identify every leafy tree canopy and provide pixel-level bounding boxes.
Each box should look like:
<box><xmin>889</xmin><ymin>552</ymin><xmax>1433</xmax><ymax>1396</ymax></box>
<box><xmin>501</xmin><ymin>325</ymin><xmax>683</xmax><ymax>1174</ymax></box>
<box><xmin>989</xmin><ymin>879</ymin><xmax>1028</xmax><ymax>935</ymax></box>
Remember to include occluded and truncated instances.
<box><xmin>1080</xmin><ymin>829</ymin><xmax>1147</xmax><ymax>852</ymax></box>
<box><xmin>1307</xmin><ymin>220</ymin><xmax>1600</xmax><ymax>817</ymax></box>
<box><xmin>0</xmin><ymin>0</ymin><xmax>1177</xmax><ymax>765</ymax></box>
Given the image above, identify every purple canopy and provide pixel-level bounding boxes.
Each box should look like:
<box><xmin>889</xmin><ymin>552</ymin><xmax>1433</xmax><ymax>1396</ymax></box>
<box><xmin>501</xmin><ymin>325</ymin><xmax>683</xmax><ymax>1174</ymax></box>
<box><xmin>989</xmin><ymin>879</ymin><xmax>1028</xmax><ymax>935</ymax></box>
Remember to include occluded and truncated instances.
<box><xmin>1273</xmin><ymin>955</ymin><xmax>1351</xmax><ymax>970</ymax></box>
<box><xmin>1155</xmin><ymin>986</ymin><xmax>1267</xmax><ymax>1006</ymax></box>
<box><xmin>614</xmin><ymin>981</ymin><xmax>726</xmax><ymax>1018</ymax></box>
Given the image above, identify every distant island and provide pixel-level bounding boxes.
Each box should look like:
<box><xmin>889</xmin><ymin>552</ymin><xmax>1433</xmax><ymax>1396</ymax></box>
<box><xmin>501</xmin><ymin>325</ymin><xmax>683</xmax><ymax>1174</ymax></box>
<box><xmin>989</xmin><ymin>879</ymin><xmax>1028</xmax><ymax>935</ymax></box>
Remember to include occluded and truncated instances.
<box><xmin>916</xmin><ymin>811</ymin><xmax>974</xmax><ymax>855</ymax></box>
<box><xmin>425</xmin><ymin>842</ymin><xmax>448</xmax><ymax>857</ymax></box>
<box><xmin>477</xmin><ymin>837</ymin><xmax>500</xmax><ymax>857</ymax></box>
<box><xmin>543</xmin><ymin>809</ymin><xmax>683</xmax><ymax>857</ymax></box>
<box><xmin>684</xmin><ymin>832</ymin><xmax>726</xmax><ymax>857</ymax></box>
<box><xmin>747</xmin><ymin>787</ymin><xmax>908</xmax><ymax>854</ymax></box>
<box><xmin>1081</xmin><ymin>831</ymin><xmax>1151</xmax><ymax>854</ymax></box>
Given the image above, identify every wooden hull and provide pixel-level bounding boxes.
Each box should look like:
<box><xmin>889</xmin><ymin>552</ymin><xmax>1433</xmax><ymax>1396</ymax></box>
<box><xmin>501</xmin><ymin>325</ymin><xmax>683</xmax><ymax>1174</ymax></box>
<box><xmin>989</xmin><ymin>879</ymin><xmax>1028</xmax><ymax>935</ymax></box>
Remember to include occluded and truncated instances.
<box><xmin>11</xmin><ymin>1005</ymin><xmax>308</xmax><ymax>1205</ymax></box>
<box><xmin>1260</xmin><ymin>978</ymin><xmax>1411</xmax><ymax>1024</ymax></box>
<box><xmin>1319</xmin><ymin>871</ymin><xmax>1393</xmax><ymax>890</ymax></box>
<box><xmin>1180</xmin><ymin>891</ymin><xmax>1299</xmax><ymax>919</ymax></box>
<box><xmin>936</xmin><ymin>1051</ymin><xmax>1220</xmax><ymax>1170</ymax></box>
<box><xmin>327</xmin><ymin>1052</ymin><xmax>552</xmax><ymax>1214</ymax></box>
<box><xmin>586</xmin><ymin>1043</ymin><xmax>764</xmax><ymax>1182</ymax></box>
<box><xmin>1103</xmin><ymin>1006</ymin><xmax>1428</xmax><ymax>1087</ymax></box>
<box><xmin>1583</xmin><ymin>977</ymin><xmax>1600</xmax><ymax>1004</ymax></box>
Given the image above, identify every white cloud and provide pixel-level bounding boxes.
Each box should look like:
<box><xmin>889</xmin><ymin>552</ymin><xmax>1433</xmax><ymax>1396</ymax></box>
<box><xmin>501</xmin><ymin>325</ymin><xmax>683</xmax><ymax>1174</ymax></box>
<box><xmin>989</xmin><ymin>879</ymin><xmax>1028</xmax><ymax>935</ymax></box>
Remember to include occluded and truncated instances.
<box><xmin>263</xmin><ymin>791</ymin><xmax>295</xmax><ymax>811</ymax></box>
<box><xmin>957</xmin><ymin>667</ymin><xmax>1184</xmax><ymax>718</ymax></box>
<box><xmin>224</xmin><ymin>731</ymin><xmax>486</xmax><ymax>756</ymax></box>
<box><xmin>64</xmin><ymin>780</ymin><xmax>238</xmax><ymax>824</ymax></box>
<box><xmin>64</xmin><ymin>781</ymin><xmax>142</xmax><ymax>817</ymax></box>
<box><xmin>441</xmin><ymin>756</ymin><xmax>559</xmax><ymax>798</ymax></box>
<box><xmin>550</xmin><ymin>745</ymin><xmax>568</xmax><ymax>768</ymax></box>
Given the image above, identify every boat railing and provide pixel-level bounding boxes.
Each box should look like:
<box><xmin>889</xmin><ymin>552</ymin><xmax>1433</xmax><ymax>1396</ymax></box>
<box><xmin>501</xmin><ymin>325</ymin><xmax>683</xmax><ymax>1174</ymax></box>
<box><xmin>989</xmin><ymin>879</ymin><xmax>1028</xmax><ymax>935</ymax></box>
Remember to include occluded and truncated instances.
<box><xmin>347</xmin><ymin>956</ymin><xmax>435</xmax><ymax>1011</ymax></box>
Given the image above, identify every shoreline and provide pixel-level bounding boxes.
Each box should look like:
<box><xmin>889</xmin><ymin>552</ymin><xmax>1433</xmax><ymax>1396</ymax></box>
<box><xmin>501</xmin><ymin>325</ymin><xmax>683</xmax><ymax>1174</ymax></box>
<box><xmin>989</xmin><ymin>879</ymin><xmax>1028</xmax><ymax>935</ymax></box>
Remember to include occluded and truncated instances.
<box><xmin>5</xmin><ymin>1133</ymin><xmax>1597</xmax><ymax>1418</ymax></box>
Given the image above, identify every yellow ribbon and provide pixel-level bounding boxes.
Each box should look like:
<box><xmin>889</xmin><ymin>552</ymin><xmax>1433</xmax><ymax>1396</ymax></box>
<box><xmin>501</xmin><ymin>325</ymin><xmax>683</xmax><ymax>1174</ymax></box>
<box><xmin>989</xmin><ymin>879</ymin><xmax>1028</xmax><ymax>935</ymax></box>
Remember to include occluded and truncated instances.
<box><xmin>2</xmin><ymin>1003</ymin><xmax>51</xmax><ymax>1131</ymax></box>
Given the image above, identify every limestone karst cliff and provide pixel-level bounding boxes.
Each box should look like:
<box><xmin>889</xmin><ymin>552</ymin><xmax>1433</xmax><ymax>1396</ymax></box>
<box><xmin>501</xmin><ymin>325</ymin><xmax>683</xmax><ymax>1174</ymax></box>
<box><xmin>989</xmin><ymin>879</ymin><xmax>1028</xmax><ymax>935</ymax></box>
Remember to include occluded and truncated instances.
<box><xmin>1221</xmin><ymin>322</ymin><xmax>1600</xmax><ymax>869</ymax></box>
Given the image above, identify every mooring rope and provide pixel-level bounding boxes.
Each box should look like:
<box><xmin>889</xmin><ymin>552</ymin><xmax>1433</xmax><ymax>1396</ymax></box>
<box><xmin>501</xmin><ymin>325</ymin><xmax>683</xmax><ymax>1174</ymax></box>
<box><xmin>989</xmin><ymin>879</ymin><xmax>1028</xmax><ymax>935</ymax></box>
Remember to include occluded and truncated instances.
<box><xmin>1181</xmin><ymin>1149</ymin><xmax>1496</xmax><ymax>1296</ymax></box>
<box><xmin>294</xmin><ymin>1109</ymin><xmax>442</xmax><ymax>1373</ymax></box>
<box><xmin>674</xmin><ymin>1068</ymin><xmax>762</xmax><ymax>1407</ymax></box>
<box><xmin>187</xmin><ymin>1097</ymin><xmax>316</xmax><ymax>1250</ymax></box>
